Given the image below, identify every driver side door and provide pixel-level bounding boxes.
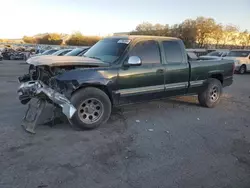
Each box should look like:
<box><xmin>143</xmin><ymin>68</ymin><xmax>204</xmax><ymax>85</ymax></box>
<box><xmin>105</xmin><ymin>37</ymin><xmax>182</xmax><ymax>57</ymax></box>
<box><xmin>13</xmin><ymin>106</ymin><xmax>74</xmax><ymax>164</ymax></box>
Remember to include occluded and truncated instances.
<box><xmin>117</xmin><ymin>40</ymin><xmax>166</xmax><ymax>104</ymax></box>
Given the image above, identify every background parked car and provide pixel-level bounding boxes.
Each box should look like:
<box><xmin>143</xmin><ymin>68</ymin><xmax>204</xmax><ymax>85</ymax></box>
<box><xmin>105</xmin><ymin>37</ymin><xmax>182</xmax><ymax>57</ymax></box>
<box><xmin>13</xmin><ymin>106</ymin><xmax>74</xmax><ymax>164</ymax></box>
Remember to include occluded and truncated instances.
<box><xmin>2</xmin><ymin>48</ymin><xmax>25</xmax><ymax>60</ymax></box>
<box><xmin>34</xmin><ymin>49</ymin><xmax>46</xmax><ymax>55</ymax></box>
<box><xmin>31</xmin><ymin>49</ymin><xmax>58</xmax><ymax>58</ymax></box>
<box><xmin>52</xmin><ymin>49</ymin><xmax>72</xmax><ymax>56</ymax></box>
<box><xmin>224</xmin><ymin>50</ymin><xmax>250</xmax><ymax>74</ymax></box>
<box><xmin>199</xmin><ymin>50</ymin><xmax>229</xmax><ymax>60</ymax></box>
<box><xmin>41</xmin><ymin>49</ymin><xmax>58</xmax><ymax>55</ymax></box>
<box><xmin>65</xmin><ymin>47</ymin><xmax>90</xmax><ymax>56</ymax></box>
<box><xmin>186</xmin><ymin>48</ymin><xmax>208</xmax><ymax>57</ymax></box>
<box><xmin>187</xmin><ymin>51</ymin><xmax>199</xmax><ymax>60</ymax></box>
<box><xmin>77</xmin><ymin>47</ymin><xmax>90</xmax><ymax>56</ymax></box>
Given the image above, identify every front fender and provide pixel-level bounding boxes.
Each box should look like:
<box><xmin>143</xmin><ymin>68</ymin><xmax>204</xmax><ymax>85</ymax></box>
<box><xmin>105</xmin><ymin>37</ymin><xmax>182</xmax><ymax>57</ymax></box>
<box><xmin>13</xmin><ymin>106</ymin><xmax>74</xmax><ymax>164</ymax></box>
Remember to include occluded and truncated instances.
<box><xmin>54</xmin><ymin>68</ymin><xmax>118</xmax><ymax>97</ymax></box>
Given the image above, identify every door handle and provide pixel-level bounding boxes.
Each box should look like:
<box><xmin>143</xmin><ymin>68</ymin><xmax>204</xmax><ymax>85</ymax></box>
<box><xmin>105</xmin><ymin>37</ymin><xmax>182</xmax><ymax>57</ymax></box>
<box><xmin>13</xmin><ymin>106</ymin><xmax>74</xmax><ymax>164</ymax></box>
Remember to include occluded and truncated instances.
<box><xmin>156</xmin><ymin>69</ymin><xmax>164</xmax><ymax>74</ymax></box>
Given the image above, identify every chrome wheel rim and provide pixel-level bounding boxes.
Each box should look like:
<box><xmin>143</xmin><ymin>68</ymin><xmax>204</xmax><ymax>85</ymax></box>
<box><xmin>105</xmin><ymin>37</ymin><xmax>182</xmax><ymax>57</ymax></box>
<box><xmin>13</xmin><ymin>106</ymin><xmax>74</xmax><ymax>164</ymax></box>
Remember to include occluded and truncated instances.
<box><xmin>78</xmin><ymin>98</ymin><xmax>104</xmax><ymax>124</ymax></box>
<box><xmin>210</xmin><ymin>86</ymin><xmax>219</xmax><ymax>102</ymax></box>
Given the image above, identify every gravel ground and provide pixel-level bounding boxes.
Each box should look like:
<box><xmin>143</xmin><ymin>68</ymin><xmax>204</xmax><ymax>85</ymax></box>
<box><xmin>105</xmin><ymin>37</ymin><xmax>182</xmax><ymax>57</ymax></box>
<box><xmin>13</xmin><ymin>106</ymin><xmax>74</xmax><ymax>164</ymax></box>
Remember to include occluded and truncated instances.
<box><xmin>0</xmin><ymin>60</ymin><xmax>250</xmax><ymax>188</ymax></box>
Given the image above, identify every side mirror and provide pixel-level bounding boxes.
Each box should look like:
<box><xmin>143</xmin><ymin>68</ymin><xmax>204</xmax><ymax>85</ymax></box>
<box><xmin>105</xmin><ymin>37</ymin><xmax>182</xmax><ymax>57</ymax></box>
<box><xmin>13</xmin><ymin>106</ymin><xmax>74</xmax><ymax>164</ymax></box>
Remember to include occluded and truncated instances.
<box><xmin>128</xmin><ymin>56</ymin><xmax>141</xmax><ymax>66</ymax></box>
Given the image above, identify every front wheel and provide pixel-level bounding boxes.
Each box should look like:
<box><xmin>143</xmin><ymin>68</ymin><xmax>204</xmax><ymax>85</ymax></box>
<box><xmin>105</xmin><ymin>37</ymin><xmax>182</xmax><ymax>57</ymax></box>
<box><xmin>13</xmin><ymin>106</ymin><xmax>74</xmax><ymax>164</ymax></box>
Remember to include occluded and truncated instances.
<box><xmin>69</xmin><ymin>87</ymin><xmax>111</xmax><ymax>130</ymax></box>
<box><xmin>198</xmin><ymin>78</ymin><xmax>222</xmax><ymax>108</ymax></box>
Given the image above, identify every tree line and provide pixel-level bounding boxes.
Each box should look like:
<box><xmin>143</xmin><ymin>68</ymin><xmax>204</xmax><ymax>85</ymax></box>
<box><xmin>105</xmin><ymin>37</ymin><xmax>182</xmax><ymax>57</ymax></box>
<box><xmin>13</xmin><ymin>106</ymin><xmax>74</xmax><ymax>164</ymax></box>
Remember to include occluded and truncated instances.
<box><xmin>22</xmin><ymin>32</ymin><xmax>101</xmax><ymax>46</ymax></box>
<box><xmin>130</xmin><ymin>17</ymin><xmax>250</xmax><ymax>48</ymax></box>
<box><xmin>14</xmin><ymin>16</ymin><xmax>250</xmax><ymax>48</ymax></box>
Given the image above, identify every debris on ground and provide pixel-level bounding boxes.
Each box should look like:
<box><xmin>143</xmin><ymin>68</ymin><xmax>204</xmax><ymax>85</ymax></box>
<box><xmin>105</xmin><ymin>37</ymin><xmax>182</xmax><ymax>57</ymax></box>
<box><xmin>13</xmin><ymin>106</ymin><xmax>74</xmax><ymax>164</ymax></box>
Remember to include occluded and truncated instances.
<box><xmin>37</xmin><ymin>184</ymin><xmax>48</xmax><ymax>188</ymax></box>
<box><xmin>197</xmin><ymin>118</ymin><xmax>200</xmax><ymax>121</ymax></box>
<box><xmin>136</xmin><ymin>120</ymin><xmax>140</xmax><ymax>123</ymax></box>
<box><xmin>148</xmin><ymin>129</ymin><xmax>154</xmax><ymax>132</ymax></box>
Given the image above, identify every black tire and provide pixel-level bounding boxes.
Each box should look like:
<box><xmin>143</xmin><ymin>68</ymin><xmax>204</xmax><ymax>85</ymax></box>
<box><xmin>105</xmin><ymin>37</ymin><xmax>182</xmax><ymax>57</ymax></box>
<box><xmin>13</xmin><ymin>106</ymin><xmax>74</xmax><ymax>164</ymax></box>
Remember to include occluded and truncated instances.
<box><xmin>198</xmin><ymin>78</ymin><xmax>222</xmax><ymax>108</ymax></box>
<box><xmin>69</xmin><ymin>87</ymin><xmax>111</xmax><ymax>130</ymax></box>
<box><xmin>239</xmin><ymin>65</ymin><xmax>246</xmax><ymax>74</ymax></box>
<box><xmin>10</xmin><ymin>55</ymin><xmax>14</xmax><ymax>60</ymax></box>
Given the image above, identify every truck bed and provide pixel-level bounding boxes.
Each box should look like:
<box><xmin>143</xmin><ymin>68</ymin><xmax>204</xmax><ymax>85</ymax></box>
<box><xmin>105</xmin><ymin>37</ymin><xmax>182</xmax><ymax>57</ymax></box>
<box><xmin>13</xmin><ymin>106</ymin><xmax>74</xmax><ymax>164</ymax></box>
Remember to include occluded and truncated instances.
<box><xmin>189</xmin><ymin>59</ymin><xmax>234</xmax><ymax>87</ymax></box>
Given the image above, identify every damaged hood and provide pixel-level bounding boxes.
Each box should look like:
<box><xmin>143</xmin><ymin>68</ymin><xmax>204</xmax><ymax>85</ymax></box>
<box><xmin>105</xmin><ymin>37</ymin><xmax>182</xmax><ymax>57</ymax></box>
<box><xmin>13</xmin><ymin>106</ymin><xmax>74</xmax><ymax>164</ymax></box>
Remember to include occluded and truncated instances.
<box><xmin>27</xmin><ymin>55</ymin><xmax>110</xmax><ymax>67</ymax></box>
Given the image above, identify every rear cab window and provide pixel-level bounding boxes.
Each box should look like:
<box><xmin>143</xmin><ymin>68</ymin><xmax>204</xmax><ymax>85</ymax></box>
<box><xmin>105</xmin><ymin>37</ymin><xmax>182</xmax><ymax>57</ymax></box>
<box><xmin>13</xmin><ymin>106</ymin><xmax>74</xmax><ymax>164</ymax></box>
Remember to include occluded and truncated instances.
<box><xmin>162</xmin><ymin>40</ymin><xmax>185</xmax><ymax>64</ymax></box>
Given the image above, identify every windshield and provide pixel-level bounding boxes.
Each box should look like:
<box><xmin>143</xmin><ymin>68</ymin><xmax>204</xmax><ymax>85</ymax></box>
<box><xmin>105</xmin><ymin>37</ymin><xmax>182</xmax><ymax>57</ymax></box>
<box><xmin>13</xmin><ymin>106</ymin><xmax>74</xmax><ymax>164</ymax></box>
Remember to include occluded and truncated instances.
<box><xmin>227</xmin><ymin>51</ymin><xmax>250</xmax><ymax>57</ymax></box>
<box><xmin>84</xmin><ymin>38</ymin><xmax>129</xmax><ymax>63</ymax></box>
<box><xmin>42</xmin><ymin>49</ymin><xmax>58</xmax><ymax>55</ymax></box>
<box><xmin>65</xmin><ymin>48</ymin><xmax>85</xmax><ymax>56</ymax></box>
<box><xmin>207</xmin><ymin>51</ymin><xmax>222</xmax><ymax>57</ymax></box>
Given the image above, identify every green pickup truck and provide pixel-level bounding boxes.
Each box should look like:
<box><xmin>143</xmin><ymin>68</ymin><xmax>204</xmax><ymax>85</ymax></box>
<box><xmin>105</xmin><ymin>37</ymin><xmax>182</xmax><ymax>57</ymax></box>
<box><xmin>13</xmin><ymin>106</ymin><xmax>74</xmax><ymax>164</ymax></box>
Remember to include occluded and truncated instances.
<box><xmin>18</xmin><ymin>35</ymin><xmax>234</xmax><ymax>131</ymax></box>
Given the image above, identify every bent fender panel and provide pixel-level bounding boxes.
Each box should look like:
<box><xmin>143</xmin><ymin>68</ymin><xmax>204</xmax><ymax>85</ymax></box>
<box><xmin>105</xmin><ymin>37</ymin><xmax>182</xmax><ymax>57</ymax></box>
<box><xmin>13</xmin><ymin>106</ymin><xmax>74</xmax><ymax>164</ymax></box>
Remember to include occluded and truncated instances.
<box><xmin>54</xmin><ymin>68</ymin><xmax>119</xmax><ymax>102</ymax></box>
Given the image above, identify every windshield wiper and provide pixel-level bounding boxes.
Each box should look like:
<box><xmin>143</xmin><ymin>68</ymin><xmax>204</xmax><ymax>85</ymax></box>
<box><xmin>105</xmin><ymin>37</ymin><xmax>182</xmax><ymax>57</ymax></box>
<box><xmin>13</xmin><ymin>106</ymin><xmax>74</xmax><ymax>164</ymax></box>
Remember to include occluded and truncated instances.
<box><xmin>87</xmin><ymin>56</ymin><xmax>109</xmax><ymax>63</ymax></box>
<box><xmin>88</xmin><ymin>56</ymin><xmax>101</xmax><ymax>60</ymax></box>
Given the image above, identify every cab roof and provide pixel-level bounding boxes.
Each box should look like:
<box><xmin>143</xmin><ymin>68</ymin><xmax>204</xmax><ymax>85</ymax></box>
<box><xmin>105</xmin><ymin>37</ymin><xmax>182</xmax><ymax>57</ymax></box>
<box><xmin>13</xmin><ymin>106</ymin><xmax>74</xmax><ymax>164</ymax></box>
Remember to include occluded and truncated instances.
<box><xmin>107</xmin><ymin>35</ymin><xmax>180</xmax><ymax>41</ymax></box>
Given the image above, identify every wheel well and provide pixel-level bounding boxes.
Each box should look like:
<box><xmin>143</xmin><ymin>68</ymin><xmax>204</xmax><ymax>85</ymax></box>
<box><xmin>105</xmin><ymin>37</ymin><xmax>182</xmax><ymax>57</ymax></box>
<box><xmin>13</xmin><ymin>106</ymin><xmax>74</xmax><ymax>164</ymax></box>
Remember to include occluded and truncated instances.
<box><xmin>210</xmin><ymin>74</ymin><xmax>223</xmax><ymax>84</ymax></box>
<box><xmin>72</xmin><ymin>84</ymin><xmax>113</xmax><ymax>104</ymax></box>
<box><xmin>241</xmin><ymin>64</ymin><xmax>246</xmax><ymax>68</ymax></box>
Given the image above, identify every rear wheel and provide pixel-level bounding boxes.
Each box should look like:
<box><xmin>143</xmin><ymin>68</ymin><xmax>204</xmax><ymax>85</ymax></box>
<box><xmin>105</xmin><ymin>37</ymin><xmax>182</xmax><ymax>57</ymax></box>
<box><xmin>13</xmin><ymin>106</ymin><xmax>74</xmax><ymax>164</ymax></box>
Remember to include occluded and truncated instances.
<box><xmin>198</xmin><ymin>78</ymin><xmax>222</xmax><ymax>108</ymax></box>
<box><xmin>239</xmin><ymin>65</ymin><xmax>246</xmax><ymax>74</ymax></box>
<box><xmin>69</xmin><ymin>87</ymin><xmax>111</xmax><ymax>130</ymax></box>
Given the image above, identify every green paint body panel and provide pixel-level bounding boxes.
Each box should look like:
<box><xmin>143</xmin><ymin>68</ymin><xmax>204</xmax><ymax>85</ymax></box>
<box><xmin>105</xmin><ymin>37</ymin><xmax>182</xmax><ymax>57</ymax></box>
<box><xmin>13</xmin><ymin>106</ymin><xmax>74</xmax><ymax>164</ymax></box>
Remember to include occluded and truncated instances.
<box><xmin>54</xmin><ymin>36</ymin><xmax>234</xmax><ymax>106</ymax></box>
<box><xmin>110</xmin><ymin>36</ymin><xmax>234</xmax><ymax>105</ymax></box>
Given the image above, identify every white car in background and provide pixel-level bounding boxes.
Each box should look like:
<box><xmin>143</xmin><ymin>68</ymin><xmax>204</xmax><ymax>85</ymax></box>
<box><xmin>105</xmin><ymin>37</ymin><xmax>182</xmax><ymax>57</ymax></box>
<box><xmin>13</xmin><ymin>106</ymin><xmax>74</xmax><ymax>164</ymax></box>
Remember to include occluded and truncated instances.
<box><xmin>225</xmin><ymin>50</ymin><xmax>250</xmax><ymax>74</ymax></box>
<box><xmin>199</xmin><ymin>50</ymin><xmax>229</xmax><ymax>60</ymax></box>
<box><xmin>0</xmin><ymin>51</ymin><xmax>3</xmax><ymax>61</ymax></box>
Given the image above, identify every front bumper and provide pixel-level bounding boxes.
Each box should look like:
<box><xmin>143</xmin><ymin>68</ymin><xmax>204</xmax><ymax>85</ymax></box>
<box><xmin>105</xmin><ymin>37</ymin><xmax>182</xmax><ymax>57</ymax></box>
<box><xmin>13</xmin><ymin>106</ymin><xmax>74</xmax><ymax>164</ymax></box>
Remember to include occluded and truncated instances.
<box><xmin>18</xmin><ymin>80</ymin><xmax>76</xmax><ymax>119</ymax></box>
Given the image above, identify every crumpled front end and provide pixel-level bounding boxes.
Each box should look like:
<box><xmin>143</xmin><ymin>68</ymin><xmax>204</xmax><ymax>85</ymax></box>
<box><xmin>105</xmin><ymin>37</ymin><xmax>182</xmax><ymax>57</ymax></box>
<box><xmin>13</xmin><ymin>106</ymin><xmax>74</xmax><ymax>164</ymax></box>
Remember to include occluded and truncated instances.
<box><xmin>17</xmin><ymin>70</ymin><xmax>77</xmax><ymax>134</ymax></box>
<box><xmin>18</xmin><ymin>80</ymin><xmax>76</xmax><ymax>119</ymax></box>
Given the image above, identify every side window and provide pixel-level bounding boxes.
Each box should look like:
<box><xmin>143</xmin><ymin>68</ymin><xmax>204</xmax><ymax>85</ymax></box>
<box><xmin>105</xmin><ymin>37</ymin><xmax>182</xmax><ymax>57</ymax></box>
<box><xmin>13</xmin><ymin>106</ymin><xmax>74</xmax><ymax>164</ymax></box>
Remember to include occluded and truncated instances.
<box><xmin>130</xmin><ymin>40</ymin><xmax>160</xmax><ymax>64</ymax></box>
<box><xmin>162</xmin><ymin>41</ymin><xmax>183</xmax><ymax>63</ymax></box>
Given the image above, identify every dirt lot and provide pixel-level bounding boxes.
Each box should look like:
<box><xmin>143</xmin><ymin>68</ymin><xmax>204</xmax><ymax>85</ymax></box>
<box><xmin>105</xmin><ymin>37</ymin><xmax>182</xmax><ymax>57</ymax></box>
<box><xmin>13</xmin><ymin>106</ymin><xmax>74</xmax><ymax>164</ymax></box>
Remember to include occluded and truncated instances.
<box><xmin>0</xmin><ymin>60</ymin><xmax>250</xmax><ymax>188</ymax></box>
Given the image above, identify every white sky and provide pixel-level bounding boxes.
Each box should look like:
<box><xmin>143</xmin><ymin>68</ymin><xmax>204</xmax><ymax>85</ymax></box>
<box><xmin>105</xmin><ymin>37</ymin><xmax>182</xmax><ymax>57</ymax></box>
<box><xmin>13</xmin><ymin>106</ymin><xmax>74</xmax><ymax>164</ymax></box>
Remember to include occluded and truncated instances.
<box><xmin>1</xmin><ymin>0</ymin><xmax>249</xmax><ymax>39</ymax></box>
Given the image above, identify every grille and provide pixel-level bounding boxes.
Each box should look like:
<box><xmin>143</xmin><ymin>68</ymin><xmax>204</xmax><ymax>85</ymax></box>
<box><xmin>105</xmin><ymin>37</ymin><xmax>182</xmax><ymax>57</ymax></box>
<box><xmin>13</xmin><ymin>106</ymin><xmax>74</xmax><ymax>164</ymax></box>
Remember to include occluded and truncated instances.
<box><xmin>49</xmin><ymin>78</ymin><xmax>67</xmax><ymax>93</ymax></box>
<box><xmin>29</xmin><ymin>65</ymin><xmax>39</xmax><ymax>80</ymax></box>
